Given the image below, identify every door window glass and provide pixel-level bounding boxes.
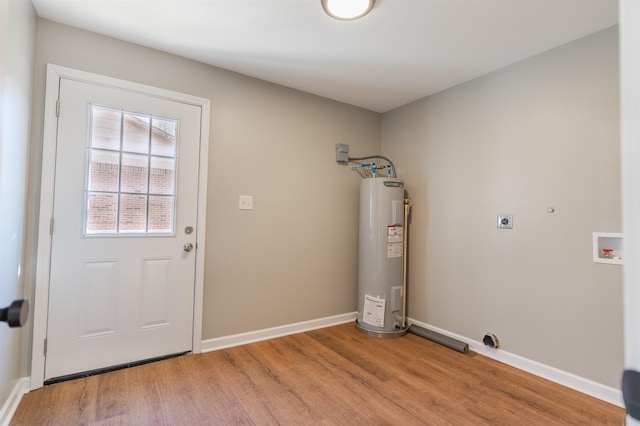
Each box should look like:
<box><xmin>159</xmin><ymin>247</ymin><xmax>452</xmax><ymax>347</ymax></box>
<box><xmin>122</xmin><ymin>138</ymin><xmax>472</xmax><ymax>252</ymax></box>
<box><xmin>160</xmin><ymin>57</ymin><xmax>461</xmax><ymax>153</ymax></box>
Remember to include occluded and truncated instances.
<box><xmin>85</xmin><ymin>106</ymin><xmax>178</xmax><ymax>236</ymax></box>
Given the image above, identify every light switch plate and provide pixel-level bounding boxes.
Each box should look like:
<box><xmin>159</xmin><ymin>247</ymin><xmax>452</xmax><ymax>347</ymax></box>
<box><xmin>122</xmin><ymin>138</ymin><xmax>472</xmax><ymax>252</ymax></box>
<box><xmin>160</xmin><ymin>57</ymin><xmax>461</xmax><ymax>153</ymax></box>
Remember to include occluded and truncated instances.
<box><xmin>239</xmin><ymin>195</ymin><xmax>253</xmax><ymax>210</ymax></box>
<box><xmin>497</xmin><ymin>214</ymin><xmax>513</xmax><ymax>229</ymax></box>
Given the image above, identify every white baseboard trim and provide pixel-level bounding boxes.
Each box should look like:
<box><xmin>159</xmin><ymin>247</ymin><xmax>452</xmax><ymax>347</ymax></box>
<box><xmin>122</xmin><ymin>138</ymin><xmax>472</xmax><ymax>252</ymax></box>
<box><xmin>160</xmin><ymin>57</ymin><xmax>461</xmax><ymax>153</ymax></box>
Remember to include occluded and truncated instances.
<box><xmin>407</xmin><ymin>318</ymin><xmax>623</xmax><ymax>408</ymax></box>
<box><xmin>201</xmin><ymin>312</ymin><xmax>357</xmax><ymax>353</ymax></box>
<box><xmin>0</xmin><ymin>377</ymin><xmax>29</xmax><ymax>426</ymax></box>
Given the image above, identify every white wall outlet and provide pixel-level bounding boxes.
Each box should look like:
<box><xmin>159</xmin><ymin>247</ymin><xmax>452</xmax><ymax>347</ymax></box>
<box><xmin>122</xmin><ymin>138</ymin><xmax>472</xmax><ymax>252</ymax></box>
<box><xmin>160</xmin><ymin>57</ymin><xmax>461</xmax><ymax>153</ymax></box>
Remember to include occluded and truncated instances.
<box><xmin>497</xmin><ymin>214</ymin><xmax>513</xmax><ymax>229</ymax></box>
<box><xmin>239</xmin><ymin>195</ymin><xmax>253</xmax><ymax>210</ymax></box>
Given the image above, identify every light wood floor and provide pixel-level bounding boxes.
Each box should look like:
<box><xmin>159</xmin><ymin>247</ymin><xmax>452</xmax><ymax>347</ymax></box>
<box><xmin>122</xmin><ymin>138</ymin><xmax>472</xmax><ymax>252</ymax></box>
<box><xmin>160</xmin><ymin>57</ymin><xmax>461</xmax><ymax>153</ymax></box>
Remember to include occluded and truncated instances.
<box><xmin>12</xmin><ymin>323</ymin><xmax>624</xmax><ymax>425</ymax></box>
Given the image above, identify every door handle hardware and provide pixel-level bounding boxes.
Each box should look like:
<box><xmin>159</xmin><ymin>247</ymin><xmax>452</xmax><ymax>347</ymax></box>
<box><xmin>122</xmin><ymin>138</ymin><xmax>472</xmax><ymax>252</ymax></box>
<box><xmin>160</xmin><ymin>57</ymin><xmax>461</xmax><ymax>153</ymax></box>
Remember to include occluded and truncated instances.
<box><xmin>183</xmin><ymin>243</ymin><xmax>194</xmax><ymax>252</ymax></box>
<box><xmin>0</xmin><ymin>299</ymin><xmax>29</xmax><ymax>328</ymax></box>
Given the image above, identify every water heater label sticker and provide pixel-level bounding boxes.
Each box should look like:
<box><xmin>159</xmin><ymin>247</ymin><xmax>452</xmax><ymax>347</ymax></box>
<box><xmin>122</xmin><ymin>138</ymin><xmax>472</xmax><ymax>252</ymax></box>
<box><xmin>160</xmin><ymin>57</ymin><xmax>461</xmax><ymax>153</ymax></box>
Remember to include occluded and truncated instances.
<box><xmin>388</xmin><ymin>225</ymin><xmax>403</xmax><ymax>235</ymax></box>
<box><xmin>363</xmin><ymin>295</ymin><xmax>385</xmax><ymax>327</ymax></box>
<box><xmin>388</xmin><ymin>226</ymin><xmax>403</xmax><ymax>256</ymax></box>
<box><xmin>387</xmin><ymin>243</ymin><xmax>403</xmax><ymax>258</ymax></box>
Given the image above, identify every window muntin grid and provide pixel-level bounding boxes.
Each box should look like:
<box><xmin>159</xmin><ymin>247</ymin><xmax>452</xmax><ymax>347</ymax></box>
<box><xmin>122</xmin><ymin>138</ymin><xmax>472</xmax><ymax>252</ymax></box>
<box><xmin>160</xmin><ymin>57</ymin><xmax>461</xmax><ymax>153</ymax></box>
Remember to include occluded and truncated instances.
<box><xmin>85</xmin><ymin>106</ymin><xmax>177</xmax><ymax>236</ymax></box>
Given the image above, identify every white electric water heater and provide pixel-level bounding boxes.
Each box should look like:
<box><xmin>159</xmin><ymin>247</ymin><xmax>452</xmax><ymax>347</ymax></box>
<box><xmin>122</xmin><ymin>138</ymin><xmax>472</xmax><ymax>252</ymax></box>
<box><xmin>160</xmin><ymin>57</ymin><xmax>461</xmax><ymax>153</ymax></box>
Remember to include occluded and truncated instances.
<box><xmin>355</xmin><ymin>177</ymin><xmax>408</xmax><ymax>338</ymax></box>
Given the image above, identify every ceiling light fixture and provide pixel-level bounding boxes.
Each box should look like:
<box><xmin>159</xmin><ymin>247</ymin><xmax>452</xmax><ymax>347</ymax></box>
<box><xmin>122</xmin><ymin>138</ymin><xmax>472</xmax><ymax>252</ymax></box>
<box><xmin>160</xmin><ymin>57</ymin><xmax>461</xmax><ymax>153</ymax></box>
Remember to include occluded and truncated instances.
<box><xmin>321</xmin><ymin>0</ymin><xmax>376</xmax><ymax>21</ymax></box>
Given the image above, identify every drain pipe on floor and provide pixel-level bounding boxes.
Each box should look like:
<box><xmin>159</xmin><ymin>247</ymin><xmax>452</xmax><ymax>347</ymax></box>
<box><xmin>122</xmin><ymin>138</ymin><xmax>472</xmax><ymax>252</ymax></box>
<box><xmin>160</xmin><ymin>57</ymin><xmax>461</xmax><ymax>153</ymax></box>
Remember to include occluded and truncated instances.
<box><xmin>408</xmin><ymin>324</ymin><xmax>469</xmax><ymax>354</ymax></box>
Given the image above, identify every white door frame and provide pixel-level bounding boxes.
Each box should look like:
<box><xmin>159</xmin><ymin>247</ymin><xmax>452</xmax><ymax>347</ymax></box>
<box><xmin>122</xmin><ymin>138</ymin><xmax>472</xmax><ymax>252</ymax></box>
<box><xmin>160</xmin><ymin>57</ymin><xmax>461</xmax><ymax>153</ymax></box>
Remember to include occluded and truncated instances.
<box><xmin>622</xmin><ymin>1</ymin><xmax>640</xmax><ymax>424</ymax></box>
<box><xmin>30</xmin><ymin>64</ymin><xmax>210</xmax><ymax>390</ymax></box>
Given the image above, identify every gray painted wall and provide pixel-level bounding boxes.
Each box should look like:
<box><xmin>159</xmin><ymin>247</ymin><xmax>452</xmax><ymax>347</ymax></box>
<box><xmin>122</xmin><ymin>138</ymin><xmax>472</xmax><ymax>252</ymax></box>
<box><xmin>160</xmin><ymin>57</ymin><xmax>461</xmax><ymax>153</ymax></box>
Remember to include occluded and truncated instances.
<box><xmin>381</xmin><ymin>27</ymin><xmax>622</xmax><ymax>388</ymax></box>
<box><xmin>24</xmin><ymin>19</ymin><xmax>380</xmax><ymax>348</ymax></box>
<box><xmin>0</xmin><ymin>0</ymin><xmax>36</xmax><ymax>405</ymax></box>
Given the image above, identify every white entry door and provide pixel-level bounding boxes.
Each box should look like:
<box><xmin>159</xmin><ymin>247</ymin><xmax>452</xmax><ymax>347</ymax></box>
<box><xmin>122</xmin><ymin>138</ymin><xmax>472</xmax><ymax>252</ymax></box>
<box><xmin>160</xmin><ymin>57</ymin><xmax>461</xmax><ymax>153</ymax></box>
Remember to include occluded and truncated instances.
<box><xmin>44</xmin><ymin>77</ymin><xmax>202</xmax><ymax>381</ymax></box>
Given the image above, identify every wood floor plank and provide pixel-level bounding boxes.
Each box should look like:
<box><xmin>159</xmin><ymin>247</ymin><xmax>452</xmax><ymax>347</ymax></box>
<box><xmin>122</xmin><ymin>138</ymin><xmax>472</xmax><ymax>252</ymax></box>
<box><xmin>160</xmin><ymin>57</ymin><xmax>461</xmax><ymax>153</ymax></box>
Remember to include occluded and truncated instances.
<box><xmin>300</xmin><ymin>345</ymin><xmax>431</xmax><ymax>424</ymax></box>
<box><xmin>202</xmin><ymin>347</ymin><xmax>281</xmax><ymax>425</ymax></box>
<box><xmin>306</xmin><ymin>325</ymin><xmax>409</xmax><ymax>382</ymax></box>
<box><xmin>10</xmin><ymin>323</ymin><xmax>624</xmax><ymax>425</ymax></box>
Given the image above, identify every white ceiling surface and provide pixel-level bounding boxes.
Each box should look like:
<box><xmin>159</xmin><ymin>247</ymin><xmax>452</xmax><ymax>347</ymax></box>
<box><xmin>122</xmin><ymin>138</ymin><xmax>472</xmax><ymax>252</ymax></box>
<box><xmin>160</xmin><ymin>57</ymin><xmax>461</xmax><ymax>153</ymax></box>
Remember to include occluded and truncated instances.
<box><xmin>31</xmin><ymin>0</ymin><xmax>618</xmax><ymax>113</ymax></box>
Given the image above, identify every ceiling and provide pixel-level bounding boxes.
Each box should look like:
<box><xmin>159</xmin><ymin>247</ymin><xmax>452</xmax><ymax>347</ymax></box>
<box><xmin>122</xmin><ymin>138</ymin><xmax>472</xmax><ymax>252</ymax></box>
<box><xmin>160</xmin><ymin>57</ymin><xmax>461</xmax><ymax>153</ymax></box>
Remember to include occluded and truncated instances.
<box><xmin>31</xmin><ymin>0</ymin><xmax>618</xmax><ymax>113</ymax></box>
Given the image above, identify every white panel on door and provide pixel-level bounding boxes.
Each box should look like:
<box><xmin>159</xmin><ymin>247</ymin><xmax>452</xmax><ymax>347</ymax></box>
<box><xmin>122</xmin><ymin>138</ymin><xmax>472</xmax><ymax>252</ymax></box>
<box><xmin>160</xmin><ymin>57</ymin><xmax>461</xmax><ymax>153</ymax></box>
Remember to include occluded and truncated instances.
<box><xmin>141</xmin><ymin>257</ymin><xmax>172</xmax><ymax>329</ymax></box>
<box><xmin>81</xmin><ymin>260</ymin><xmax>118</xmax><ymax>338</ymax></box>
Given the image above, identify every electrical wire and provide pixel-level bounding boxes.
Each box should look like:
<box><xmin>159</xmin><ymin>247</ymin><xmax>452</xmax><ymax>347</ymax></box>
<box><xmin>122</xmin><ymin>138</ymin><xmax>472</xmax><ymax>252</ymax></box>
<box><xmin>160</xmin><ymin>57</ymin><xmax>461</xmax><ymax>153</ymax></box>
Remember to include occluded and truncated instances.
<box><xmin>348</xmin><ymin>155</ymin><xmax>397</xmax><ymax>178</ymax></box>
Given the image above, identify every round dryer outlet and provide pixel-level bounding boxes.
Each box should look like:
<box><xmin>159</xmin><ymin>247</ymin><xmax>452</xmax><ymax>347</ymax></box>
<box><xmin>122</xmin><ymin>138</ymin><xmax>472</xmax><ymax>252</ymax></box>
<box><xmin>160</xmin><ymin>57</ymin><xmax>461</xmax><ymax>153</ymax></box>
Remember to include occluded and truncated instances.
<box><xmin>483</xmin><ymin>333</ymin><xmax>499</xmax><ymax>349</ymax></box>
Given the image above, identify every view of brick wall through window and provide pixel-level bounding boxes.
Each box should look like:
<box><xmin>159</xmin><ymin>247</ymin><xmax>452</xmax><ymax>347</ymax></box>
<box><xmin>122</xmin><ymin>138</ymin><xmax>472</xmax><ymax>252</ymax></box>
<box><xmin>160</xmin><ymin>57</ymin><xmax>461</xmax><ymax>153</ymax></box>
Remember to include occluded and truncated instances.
<box><xmin>86</xmin><ymin>107</ymin><xmax>177</xmax><ymax>235</ymax></box>
<box><xmin>87</xmin><ymin>164</ymin><xmax>174</xmax><ymax>233</ymax></box>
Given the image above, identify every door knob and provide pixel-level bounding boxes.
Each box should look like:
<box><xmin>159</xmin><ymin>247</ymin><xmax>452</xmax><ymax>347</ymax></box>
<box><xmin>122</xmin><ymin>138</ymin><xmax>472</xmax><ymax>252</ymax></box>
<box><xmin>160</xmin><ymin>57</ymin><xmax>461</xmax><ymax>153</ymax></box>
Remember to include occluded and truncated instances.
<box><xmin>183</xmin><ymin>243</ymin><xmax>194</xmax><ymax>252</ymax></box>
<box><xmin>0</xmin><ymin>299</ymin><xmax>29</xmax><ymax>328</ymax></box>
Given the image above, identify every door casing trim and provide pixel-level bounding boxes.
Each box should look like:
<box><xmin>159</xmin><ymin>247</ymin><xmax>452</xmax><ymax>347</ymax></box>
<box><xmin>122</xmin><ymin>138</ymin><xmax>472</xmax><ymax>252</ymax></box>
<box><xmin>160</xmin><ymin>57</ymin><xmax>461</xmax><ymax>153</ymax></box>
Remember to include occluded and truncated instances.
<box><xmin>31</xmin><ymin>64</ymin><xmax>210</xmax><ymax>390</ymax></box>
